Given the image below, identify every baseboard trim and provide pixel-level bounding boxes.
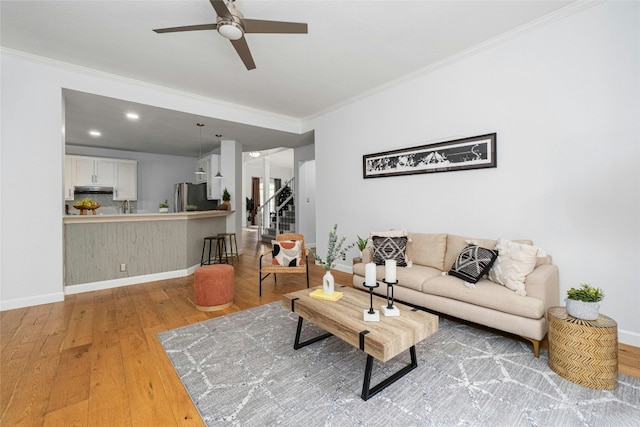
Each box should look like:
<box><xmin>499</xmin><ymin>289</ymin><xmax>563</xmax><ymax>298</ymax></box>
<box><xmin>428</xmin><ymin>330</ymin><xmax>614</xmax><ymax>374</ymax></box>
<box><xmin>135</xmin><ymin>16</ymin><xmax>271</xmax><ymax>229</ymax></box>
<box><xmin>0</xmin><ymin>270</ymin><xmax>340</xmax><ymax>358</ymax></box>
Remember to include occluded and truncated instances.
<box><xmin>0</xmin><ymin>291</ymin><xmax>65</xmax><ymax>311</ymax></box>
<box><xmin>64</xmin><ymin>264</ymin><xmax>201</xmax><ymax>295</ymax></box>
<box><xmin>619</xmin><ymin>329</ymin><xmax>640</xmax><ymax>348</ymax></box>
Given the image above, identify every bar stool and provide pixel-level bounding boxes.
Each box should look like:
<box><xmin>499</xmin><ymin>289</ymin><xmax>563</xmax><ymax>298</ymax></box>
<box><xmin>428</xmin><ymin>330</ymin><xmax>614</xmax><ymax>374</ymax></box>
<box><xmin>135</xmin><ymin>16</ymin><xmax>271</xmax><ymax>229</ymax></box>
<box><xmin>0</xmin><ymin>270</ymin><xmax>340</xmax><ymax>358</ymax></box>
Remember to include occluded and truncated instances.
<box><xmin>201</xmin><ymin>235</ymin><xmax>228</xmax><ymax>265</ymax></box>
<box><xmin>218</xmin><ymin>232</ymin><xmax>239</xmax><ymax>263</ymax></box>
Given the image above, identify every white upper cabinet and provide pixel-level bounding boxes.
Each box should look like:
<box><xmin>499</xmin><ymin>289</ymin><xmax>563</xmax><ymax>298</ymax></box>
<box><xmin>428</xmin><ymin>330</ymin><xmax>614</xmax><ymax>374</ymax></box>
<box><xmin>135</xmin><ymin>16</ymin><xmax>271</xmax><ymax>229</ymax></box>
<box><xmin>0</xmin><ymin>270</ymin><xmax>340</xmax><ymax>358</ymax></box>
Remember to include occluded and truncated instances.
<box><xmin>65</xmin><ymin>155</ymin><xmax>138</xmax><ymax>201</ymax></box>
<box><xmin>113</xmin><ymin>160</ymin><xmax>138</xmax><ymax>201</ymax></box>
<box><xmin>73</xmin><ymin>156</ymin><xmax>115</xmax><ymax>187</ymax></box>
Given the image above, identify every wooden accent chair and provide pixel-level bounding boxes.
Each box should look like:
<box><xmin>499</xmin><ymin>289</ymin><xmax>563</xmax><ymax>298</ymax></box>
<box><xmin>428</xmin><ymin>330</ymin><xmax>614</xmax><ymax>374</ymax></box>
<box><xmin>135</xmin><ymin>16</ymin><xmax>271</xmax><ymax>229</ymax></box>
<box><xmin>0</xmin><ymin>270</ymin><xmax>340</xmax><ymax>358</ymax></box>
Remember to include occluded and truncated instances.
<box><xmin>259</xmin><ymin>233</ymin><xmax>310</xmax><ymax>296</ymax></box>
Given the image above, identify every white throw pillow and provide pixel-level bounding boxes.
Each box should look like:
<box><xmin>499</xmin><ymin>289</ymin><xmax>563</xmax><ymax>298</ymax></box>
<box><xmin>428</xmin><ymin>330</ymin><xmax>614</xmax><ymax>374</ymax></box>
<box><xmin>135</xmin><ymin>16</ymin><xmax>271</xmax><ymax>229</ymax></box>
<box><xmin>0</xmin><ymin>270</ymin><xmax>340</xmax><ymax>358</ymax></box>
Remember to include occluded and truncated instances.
<box><xmin>488</xmin><ymin>238</ymin><xmax>545</xmax><ymax>296</ymax></box>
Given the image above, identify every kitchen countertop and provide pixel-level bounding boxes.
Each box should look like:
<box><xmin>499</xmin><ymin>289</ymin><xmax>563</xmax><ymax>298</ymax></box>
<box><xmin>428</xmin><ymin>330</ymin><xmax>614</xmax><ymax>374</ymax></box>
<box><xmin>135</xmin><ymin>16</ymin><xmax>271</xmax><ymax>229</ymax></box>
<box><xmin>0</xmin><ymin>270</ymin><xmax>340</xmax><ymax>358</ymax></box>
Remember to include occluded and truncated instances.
<box><xmin>63</xmin><ymin>210</ymin><xmax>234</xmax><ymax>224</ymax></box>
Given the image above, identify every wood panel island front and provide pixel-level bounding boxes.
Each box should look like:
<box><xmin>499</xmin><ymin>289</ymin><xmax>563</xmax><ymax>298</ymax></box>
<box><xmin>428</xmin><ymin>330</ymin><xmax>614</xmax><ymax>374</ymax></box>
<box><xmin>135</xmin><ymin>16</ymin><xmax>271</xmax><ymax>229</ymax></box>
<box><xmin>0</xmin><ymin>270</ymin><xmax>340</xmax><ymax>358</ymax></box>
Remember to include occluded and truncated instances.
<box><xmin>63</xmin><ymin>210</ymin><xmax>233</xmax><ymax>292</ymax></box>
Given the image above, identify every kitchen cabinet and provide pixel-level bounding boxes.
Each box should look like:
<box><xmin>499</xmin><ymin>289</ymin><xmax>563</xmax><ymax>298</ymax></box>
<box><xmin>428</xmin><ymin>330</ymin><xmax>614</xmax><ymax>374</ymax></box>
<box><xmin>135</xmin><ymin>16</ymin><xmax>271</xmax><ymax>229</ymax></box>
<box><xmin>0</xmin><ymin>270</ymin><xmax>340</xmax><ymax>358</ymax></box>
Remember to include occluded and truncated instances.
<box><xmin>64</xmin><ymin>156</ymin><xmax>74</xmax><ymax>200</ymax></box>
<box><xmin>73</xmin><ymin>156</ymin><xmax>115</xmax><ymax>187</ymax></box>
<box><xmin>207</xmin><ymin>154</ymin><xmax>222</xmax><ymax>200</ymax></box>
<box><xmin>113</xmin><ymin>160</ymin><xmax>138</xmax><ymax>201</ymax></box>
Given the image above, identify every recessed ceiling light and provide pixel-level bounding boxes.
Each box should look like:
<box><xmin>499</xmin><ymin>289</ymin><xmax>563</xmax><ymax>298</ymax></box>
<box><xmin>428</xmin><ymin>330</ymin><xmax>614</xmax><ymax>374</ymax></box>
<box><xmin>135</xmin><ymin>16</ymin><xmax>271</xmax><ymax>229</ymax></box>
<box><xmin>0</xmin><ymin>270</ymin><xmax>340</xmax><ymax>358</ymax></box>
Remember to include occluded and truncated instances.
<box><xmin>89</xmin><ymin>130</ymin><xmax>101</xmax><ymax>137</ymax></box>
<box><xmin>126</xmin><ymin>112</ymin><xmax>139</xmax><ymax>120</ymax></box>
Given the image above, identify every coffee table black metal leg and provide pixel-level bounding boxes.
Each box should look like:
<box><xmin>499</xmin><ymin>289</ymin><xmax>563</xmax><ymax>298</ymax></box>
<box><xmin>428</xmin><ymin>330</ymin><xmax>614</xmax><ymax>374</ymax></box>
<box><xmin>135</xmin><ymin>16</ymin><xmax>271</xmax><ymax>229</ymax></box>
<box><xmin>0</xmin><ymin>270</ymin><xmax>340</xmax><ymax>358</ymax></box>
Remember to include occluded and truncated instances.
<box><xmin>293</xmin><ymin>316</ymin><xmax>332</xmax><ymax>350</ymax></box>
<box><xmin>361</xmin><ymin>346</ymin><xmax>418</xmax><ymax>401</ymax></box>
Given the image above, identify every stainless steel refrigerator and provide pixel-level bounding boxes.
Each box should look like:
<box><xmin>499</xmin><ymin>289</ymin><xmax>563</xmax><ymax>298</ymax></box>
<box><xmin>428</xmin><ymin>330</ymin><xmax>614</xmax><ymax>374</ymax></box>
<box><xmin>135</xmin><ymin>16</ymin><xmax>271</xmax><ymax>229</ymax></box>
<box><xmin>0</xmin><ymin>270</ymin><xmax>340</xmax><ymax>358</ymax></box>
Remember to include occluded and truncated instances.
<box><xmin>174</xmin><ymin>183</ymin><xmax>218</xmax><ymax>212</ymax></box>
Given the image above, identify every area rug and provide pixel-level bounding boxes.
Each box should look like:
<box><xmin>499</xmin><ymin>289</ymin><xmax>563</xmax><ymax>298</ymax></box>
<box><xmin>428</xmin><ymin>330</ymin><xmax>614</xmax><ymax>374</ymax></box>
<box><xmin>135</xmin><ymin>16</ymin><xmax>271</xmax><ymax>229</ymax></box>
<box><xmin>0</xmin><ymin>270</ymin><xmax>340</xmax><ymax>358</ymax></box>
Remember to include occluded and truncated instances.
<box><xmin>158</xmin><ymin>302</ymin><xmax>640</xmax><ymax>427</ymax></box>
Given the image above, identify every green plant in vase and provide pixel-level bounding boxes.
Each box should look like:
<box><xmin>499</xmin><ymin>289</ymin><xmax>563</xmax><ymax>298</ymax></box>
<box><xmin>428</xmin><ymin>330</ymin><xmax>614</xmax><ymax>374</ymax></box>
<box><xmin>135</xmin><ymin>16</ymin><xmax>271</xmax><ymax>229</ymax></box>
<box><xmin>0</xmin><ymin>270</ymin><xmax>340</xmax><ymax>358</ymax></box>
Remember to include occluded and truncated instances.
<box><xmin>356</xmin><ymin>235</ymin><xmax>368</xmax><ymax>253</ymax></box>
<box><xmin>159</xmin><ymin>200</ymin><xmax>169</xmax><ymax>213</ymax></box>
<box><xmin>310</xmin><ymin>224</ymin><xmax>355</xmax><ymax>295</ymax></box>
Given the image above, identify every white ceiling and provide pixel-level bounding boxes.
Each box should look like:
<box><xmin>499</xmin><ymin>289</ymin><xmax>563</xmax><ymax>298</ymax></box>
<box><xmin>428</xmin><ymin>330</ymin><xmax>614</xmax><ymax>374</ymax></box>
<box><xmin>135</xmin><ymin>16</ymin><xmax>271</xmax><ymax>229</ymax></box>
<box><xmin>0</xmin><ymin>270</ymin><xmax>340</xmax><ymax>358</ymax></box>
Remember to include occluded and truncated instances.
<box><xmin>1</xmin><ymin>0</ymin><xmax>578</xmax><ymax>158</ymax></box>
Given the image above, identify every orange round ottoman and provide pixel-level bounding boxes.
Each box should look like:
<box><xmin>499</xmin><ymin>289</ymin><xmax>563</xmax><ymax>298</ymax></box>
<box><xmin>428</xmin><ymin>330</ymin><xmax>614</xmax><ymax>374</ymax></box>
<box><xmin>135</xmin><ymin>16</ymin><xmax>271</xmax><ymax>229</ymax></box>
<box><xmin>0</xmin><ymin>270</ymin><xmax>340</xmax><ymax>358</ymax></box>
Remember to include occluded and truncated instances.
<box><xmin>194</xmin><ymin>264</ymin><xmax>234</xmax><ymax>311</ymax></box>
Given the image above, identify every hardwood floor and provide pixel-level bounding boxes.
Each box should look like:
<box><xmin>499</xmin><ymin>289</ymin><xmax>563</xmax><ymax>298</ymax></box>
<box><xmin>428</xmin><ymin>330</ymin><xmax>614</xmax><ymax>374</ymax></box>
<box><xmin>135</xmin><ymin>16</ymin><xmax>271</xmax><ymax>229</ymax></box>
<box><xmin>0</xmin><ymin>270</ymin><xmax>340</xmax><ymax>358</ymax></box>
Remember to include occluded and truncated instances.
<box><xmin>1</xmin><ymin>228</ymin><xmax>638</xmax><ymax>426</ymax></box>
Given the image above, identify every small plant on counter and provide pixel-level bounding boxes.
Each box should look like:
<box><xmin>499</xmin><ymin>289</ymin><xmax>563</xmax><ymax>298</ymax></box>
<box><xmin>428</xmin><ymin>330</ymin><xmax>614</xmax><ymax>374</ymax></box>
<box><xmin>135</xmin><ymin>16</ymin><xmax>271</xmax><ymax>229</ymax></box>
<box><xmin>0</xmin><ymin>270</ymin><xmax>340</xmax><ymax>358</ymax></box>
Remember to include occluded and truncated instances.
<box><xmin>186</xmin><ymin>205</ymin><xmax>198</xmax><ymax>211</ymax></box>
<box><xmin>222</xmin><ymin>188</ymin><xmax>231</xmax><ymax>202</ymax></box>
<box><xmin>159</xmin><ymin>200</ymin><xmax>169</xmax><ymax>209</ymax></box>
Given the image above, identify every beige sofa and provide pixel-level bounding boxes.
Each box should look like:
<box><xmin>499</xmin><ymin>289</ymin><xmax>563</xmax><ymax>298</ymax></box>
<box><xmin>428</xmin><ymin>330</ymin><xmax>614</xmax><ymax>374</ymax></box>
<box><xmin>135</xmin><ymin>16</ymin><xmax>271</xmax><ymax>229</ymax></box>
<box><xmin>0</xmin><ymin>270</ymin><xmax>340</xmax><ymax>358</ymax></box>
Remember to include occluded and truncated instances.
<box><xmin>352</xmin><ymin>232</ymin><xmax>559</xmax><ymax>357</ymax></box>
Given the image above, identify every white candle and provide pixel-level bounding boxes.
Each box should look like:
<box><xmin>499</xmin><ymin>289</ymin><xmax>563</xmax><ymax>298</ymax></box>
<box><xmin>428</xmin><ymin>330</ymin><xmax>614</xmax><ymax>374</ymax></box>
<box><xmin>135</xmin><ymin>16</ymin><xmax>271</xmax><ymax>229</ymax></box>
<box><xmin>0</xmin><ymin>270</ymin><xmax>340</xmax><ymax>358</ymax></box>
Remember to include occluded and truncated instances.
<box><xmin>385</xmin><ymin>259</ymin><xmax>397</xmax><ymax>283</ymax></box>
<box><xmin>365</xmin><ymin>262</ymin><xmax>377</xmax><ymax>287</ymax></box>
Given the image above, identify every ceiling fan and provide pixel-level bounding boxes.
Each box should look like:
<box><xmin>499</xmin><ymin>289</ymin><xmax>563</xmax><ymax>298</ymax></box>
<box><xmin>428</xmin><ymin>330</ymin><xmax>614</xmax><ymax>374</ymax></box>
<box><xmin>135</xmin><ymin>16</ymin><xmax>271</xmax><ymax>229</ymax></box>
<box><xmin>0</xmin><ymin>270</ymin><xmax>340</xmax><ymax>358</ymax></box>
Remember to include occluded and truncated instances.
<box><xmin>153</xmin><ymin>0</ymin><xmax>308</xmax><ymax>70</ymax></box>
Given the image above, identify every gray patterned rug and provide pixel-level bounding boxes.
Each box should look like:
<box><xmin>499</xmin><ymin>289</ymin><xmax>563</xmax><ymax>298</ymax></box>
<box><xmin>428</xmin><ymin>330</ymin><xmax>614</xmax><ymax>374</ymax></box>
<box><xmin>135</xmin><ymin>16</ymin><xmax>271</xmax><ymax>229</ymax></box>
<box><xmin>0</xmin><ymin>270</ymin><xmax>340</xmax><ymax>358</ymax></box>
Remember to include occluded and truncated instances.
<box><xmin>158</xmin><ymin>302</ymin><xmax>640</xmax><ymax>427</ymax></box>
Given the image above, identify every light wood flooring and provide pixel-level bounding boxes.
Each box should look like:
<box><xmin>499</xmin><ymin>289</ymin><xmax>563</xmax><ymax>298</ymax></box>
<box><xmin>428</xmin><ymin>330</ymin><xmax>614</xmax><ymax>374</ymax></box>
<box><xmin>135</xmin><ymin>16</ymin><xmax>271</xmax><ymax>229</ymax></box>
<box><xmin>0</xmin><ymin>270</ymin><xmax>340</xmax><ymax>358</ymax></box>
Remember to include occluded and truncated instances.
<box><xmin>1</xmin><ymin>228</ymin><xmax>638</xmax><ymax>426</ymax></box>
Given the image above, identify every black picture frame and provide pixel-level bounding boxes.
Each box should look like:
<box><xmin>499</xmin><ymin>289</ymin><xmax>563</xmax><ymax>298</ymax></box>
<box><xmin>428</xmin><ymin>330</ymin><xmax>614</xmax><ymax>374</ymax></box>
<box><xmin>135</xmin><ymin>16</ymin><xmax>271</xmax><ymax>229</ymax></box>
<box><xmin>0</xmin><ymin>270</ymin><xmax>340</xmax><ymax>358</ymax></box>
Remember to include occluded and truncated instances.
<box><xmin>362</xmin><ymin>133</ymin><xmax>497</xmax><ymax>179</ymax></box>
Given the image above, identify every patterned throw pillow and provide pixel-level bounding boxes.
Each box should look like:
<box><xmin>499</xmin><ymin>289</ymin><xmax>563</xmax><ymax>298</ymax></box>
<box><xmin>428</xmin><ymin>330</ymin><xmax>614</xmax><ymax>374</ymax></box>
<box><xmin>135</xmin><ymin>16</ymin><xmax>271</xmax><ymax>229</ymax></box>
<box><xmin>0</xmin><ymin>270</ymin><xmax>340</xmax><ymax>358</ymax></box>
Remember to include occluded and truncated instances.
<box><xmin>272</xmin><ymin>240</ymin><xmax>304</xmax><ymax>267</ymax></box>
<box><xmin>372</xmin><ymin>236</ymin><xmax>408</xmax><ymax>266</ymax></box>
<box><xmin>449</xmin><ymin>245</ymin><xmax>498</xmax><ymax>284</ymax></box>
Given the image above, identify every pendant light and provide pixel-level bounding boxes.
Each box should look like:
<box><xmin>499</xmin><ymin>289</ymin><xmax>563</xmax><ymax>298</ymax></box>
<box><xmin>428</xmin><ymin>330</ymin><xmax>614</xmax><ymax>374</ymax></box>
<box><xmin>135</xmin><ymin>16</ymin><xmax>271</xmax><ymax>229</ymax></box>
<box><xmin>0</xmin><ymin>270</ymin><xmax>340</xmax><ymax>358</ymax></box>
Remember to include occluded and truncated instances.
<box><xmin>215</xmin><ymin>134</ymin><xmax>223</xmax><ymax>178</ymax></box>
<box><xmin>195</xmin><ymin>123</ymin><xmax>206</xmax><ymax>175</ymax></box>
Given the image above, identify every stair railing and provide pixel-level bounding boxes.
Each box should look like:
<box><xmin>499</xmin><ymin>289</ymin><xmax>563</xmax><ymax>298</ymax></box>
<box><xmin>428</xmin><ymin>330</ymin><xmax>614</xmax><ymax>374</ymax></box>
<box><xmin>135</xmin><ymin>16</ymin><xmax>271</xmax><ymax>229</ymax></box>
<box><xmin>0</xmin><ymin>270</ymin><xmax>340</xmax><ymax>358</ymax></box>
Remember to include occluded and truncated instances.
<box><xmin>257</xmin><ymin>177</ymin><xmax>295</xmax><ymax>240</ymax></box>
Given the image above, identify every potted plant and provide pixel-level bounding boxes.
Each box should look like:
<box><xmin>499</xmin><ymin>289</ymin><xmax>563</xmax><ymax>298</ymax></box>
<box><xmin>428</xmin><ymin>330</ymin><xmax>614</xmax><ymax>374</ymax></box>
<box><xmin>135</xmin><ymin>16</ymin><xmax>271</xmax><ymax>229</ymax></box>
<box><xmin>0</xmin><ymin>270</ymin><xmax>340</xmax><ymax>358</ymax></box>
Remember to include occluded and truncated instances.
<box><xmin>566</xmin><ymin>283</ymin><xmax>604</xmax><ymax>320</ymax></box>
<box><xmin>186</xmin><ymin>204</ymin><xmax>198</xmax><ymax>211</ymax></box>
<box><xmin>218</xmin><ymin>188</ymin><xmax>231</xmax><ymax>210</ymax></box>
<box><xmin>159</xmin><ymin>200</ymin><xmax>169</xmax><ymax>213</ymax></box>
<box><xmin>310</xmin><ymin>224</ymin><xmax>355</xmax><ymax>295</ymax></box>
<box><xmin>356</xmin><ymin>235</ymin><xmax>368</xmax><ymax>255</ymax></box>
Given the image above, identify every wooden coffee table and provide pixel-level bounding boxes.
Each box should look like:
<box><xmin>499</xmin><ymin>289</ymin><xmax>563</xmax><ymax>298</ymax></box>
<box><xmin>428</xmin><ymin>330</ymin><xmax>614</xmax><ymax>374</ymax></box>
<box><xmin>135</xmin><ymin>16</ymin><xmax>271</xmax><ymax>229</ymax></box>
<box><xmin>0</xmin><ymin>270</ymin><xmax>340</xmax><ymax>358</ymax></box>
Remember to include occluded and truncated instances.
<box><xmin>282</xmin><ymin>285</ymin><xmax>438</xmax><ymax>400</ymax></box>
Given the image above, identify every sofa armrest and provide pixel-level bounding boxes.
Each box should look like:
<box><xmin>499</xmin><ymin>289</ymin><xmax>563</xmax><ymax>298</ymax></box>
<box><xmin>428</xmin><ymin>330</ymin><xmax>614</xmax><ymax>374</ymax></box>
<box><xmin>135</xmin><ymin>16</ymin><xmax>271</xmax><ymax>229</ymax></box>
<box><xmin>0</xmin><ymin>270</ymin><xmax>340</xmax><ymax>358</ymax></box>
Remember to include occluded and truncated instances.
<box><xmin>524</xmin><ymin>264</ymin><xmax>559</xmax><ymax>309</ymax></box>
<box><xmin>362</xmin><ymin>247</ymin><xmax>374</xmax><ymax>264</ymax></box>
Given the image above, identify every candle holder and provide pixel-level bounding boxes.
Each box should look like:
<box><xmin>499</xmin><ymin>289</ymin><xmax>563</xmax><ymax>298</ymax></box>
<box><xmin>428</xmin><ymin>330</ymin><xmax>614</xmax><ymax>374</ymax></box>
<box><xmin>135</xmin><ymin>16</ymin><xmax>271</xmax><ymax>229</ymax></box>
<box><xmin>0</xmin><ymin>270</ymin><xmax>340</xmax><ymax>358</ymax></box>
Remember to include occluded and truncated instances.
<box><xmin>381</xmin><ymin>278</ymin><xmax>400</xmax><ymax>317</ymax></box>
<box><xmin>362</xmin><ymin>281</ymin><xmax>380</xmax><ymax>322</ymax></box>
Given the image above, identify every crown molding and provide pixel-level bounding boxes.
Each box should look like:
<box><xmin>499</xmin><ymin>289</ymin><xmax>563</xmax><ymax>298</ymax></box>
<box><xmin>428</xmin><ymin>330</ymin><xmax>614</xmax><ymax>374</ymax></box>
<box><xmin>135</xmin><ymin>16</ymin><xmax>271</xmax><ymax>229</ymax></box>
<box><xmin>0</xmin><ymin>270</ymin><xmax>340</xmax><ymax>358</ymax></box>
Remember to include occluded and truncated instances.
<box><xmin>1</xmin><ymin>47</ymin><xmax>304</xmax><ymax>133</ymax></box>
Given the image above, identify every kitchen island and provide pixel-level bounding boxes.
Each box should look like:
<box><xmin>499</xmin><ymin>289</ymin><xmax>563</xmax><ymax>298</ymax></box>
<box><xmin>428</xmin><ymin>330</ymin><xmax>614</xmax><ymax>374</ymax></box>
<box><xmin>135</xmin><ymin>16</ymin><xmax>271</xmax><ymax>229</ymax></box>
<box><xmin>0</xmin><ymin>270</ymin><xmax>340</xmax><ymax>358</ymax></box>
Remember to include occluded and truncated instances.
<box><xmin>64</xmin><ymin>210</ymin><xmax>234</xmax><ymax>292</ymax></box>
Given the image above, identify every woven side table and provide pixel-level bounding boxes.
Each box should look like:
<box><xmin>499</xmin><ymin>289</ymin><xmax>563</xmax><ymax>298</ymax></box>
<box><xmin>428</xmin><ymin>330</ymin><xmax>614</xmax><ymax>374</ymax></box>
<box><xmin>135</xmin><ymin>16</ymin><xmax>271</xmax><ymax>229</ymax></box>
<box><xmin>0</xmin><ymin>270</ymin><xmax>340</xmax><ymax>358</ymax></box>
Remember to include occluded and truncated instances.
<box><xmin>547</xmin><ymin>306</ymin><xmax>618</xmax><ymax>389</ymax></box>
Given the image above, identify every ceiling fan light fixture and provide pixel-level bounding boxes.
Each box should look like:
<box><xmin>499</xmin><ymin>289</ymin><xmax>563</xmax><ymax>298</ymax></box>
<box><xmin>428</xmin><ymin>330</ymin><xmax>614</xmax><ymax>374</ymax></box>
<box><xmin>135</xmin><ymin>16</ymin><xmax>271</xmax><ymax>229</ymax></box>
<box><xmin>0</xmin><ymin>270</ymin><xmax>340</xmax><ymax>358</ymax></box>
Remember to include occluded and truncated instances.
<box><xmin>217</xmin><ymin>21</ymin><xmax>244</xmax><ymax>40</ymax></box>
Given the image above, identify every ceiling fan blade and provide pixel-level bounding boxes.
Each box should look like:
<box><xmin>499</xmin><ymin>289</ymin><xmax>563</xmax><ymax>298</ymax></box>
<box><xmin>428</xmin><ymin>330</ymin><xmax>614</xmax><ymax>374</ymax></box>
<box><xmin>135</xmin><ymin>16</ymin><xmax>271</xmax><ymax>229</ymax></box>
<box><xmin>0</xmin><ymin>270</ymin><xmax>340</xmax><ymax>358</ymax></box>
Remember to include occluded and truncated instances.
<box><xmin>230</xmin><ymin>38</ymin><xmax>256</xmax><ymax>70</ymax></box>
<box><xmin>209</xmin><ymin>0</ymin><xmax>232</xmax><ymax>19</ymax></box>
<box><xmin>242</xmin><ymin>19</ymin><xmax>308</xmax><ymax>34</ymax></box>
<box><xmin>153</xmin><ymin>24</ymin><xmax>217</xmax><ymax>33</ymax></box>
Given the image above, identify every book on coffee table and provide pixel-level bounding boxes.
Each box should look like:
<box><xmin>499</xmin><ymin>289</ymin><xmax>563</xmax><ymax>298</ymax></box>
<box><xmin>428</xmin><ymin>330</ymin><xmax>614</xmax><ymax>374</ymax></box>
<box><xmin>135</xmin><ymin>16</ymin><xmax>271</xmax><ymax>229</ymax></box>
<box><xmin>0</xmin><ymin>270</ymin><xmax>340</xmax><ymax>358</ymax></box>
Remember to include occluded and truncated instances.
<box><xmin>309</xmin><ymin>289</ymin><xmax>343</xmax><ymax>301</ymax></box>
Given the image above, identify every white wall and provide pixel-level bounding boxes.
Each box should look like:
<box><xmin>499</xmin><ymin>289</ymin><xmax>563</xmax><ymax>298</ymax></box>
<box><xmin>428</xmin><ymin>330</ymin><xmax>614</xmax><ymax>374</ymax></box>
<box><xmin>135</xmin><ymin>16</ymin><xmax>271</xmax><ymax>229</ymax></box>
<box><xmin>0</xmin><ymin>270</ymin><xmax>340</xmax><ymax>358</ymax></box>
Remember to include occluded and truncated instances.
<box><xmin>0</xmin><ymin>50</ymin><xmax>302</xmax><ymax>310</ymax></box>
<box><xmin>310</xmin><ymin>2</ymin><xmax>639</xmax><ymax>346</ymax></box>
<box><xmin>294</xmin><ymin>143</ymin><xmax>316</xmax><ymax>244</ymax></box>
<box><xmin>65</xmin><ymin>145</ymin><xmax>195</xmax><ymax>213</ymax></box>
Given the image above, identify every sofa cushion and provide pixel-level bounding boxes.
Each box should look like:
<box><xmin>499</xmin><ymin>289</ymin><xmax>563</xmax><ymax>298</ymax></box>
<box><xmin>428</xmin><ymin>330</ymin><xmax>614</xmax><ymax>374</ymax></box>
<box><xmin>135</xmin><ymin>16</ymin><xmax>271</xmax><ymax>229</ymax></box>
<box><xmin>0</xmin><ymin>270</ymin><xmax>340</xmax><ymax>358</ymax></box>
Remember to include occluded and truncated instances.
<box><xmin>488</xmin><ymin>238</ymin><xmax>544</xmax><ymax>296</ymax></box>
<box><xmin>354</xmin><ymin>263</ymin><xmax>440</xmax><ymax>292</ymax></box>
<box><xmin>372</xmin><ymin>236</ymin><xmax>408</xmax><ymax>266</ymax></box>
<box><xmin>449</xmin><ymin>245</ymin><xmax>498</xmax><ymax>284</ymax></box>
<box><xmin>421</xmin><ymin>275</ymin><xmax>545</xmax><ymax>319</ymax></box>
<box><xmin>406</xmin><ymin>233</ymin><xmax>447</xmax><ymax>270</ymax></box>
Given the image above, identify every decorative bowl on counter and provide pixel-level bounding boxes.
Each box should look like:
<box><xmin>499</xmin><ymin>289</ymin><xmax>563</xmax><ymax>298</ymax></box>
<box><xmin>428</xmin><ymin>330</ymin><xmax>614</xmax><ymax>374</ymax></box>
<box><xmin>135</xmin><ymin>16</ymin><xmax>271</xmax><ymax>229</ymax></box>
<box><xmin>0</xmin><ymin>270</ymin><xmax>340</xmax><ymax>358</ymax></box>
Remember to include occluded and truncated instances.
<box><xmin>74</xmin><ymin>203</ymin><xmax>100</xmax><ymax>215</ymax></box>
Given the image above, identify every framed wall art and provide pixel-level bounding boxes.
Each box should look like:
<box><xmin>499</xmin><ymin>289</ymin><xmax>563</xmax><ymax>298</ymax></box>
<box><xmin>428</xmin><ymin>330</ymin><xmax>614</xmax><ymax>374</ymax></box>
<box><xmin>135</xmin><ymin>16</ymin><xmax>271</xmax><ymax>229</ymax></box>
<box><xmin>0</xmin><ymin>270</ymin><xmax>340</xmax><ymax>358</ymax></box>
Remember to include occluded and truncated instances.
<box><xmin>363</xmin><ymin>133</ymin><xmax>497</xmax><ymax>179</ymax></box>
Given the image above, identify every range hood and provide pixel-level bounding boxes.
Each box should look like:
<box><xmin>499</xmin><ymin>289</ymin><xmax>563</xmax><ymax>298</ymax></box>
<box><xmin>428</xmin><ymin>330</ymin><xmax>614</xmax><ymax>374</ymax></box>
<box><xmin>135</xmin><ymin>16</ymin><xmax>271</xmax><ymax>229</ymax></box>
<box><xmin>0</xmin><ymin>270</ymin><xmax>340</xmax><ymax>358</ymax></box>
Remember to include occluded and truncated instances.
<box><xmin>74</xmin><ymin>186</ymin><xmax>114</xmax><ymax>194</ymax></box>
